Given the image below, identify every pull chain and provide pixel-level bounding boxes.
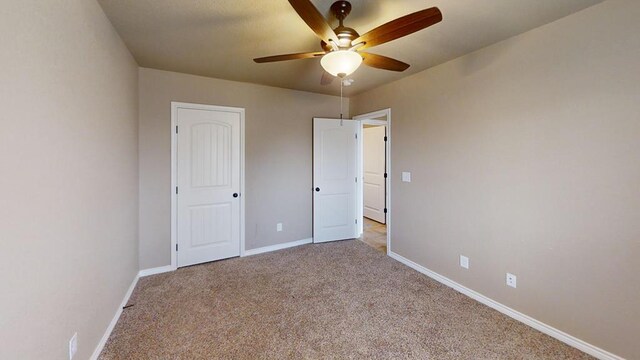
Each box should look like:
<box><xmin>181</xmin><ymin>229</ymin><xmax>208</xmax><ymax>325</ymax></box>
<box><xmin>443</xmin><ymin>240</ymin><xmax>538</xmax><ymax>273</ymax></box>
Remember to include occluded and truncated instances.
<box><xmin>340</xmin><ymin>78</ymin><xmax>344</xmax><ymax>126</ymax></box>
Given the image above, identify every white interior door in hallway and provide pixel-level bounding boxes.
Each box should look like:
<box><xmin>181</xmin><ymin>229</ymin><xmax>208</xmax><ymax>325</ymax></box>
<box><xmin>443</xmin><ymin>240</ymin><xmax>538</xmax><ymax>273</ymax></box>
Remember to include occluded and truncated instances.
<box><xmin>174</xmin><ymin>103</ymin><xmax>243</xmax><ymax>267</ymax></box>
<box><xmin>313</xmin><ymin>118</ymin><xmax>358</xmax><ymax>243</ymax></box>
<box><xmin>363</xmin><ymin>125</ymin><xmax>386</xmax><ymax>223</ymax></box>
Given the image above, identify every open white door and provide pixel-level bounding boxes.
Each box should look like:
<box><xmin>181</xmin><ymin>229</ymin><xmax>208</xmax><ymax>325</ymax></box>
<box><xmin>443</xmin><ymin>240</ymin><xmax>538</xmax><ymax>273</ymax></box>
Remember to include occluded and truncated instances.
<box><xmin>313</xmin><ymin>118</ymin><xmax>358</xmax><ymax>243</ymax></box>
<box><xmin>363</xmin><ymin>126</ymin><xmax>386</xmax><ymax>223</ymax></box>
<box><xmin>175</xmin><ymin>104</ymin><xmax>242</xmax><ymax>267</ymax></box>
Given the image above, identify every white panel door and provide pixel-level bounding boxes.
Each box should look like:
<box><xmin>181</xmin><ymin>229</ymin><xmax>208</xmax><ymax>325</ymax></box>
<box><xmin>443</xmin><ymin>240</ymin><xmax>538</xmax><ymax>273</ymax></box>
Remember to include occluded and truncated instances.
<box><xmin>177</xmin><ymin>106</ymin><xmax>241</xmax><ymax>267</ymax></box>
<box><xmin>313</xmin><ymin>118</ymin><xmax>358</xmax><ymax>243</ymax></box>
<box><xmin>363</xmin><ymin>126</ymin><xmax>386</xmax><ymax>223</ymax></box>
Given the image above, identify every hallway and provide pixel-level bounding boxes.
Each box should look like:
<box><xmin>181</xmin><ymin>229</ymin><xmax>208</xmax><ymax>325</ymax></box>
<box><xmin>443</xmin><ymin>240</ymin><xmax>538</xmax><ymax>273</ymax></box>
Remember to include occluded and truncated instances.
<box><xmin>359</xmin><ymin>217</ymin><xmax>387</xmax><ymax>253</ymax></box>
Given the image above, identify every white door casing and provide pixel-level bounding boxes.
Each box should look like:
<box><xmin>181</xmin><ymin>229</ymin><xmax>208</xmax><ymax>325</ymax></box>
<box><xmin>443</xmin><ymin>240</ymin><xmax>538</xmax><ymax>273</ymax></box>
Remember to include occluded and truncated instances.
<box><xmin>363</xmin><ymin>126</ymin><xmax>386</xmax><ymax>223</ymax></box>
<box><xmin>174</xmin><ymin>103</ymin><xmax>243</xmax><ymax>267</ymax></box>
<box><xmin>354</xmin><ymin>109</ymin><xmax>391</xmax><ymax>254</ymax></box>
<box><xmin>313</xmin><ymin>118</ymin><xmax>358</xmax><ymax>243</ymax></box>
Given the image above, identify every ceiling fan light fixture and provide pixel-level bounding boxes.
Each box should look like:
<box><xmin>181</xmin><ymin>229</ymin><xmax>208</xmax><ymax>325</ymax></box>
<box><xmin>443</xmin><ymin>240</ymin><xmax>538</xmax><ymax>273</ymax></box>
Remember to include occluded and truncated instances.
<box><xmin>320</xmin><ymin>50</ymin><xmax>362</xmax><ymax>78</ymax></box>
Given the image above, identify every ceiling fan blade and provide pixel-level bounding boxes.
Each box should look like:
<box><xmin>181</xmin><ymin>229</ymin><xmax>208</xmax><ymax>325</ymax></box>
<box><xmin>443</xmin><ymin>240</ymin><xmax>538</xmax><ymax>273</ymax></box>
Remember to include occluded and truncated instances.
<box><xmin>320</xmin><ymin>71</ymin><xmax>335</xmax><ymax>85</ymax></box>
<box><xmin>361</xmin><ymin>52</ymin><xmax>410</xmax><ymax>72</ymax></box>
<box><xmin>253</xmin><ymin>51</ymin><xmax>325</xmax><ymax>63</ymax></box>
<box><xmin>288</xmin><ymin>0</ymin><xmax>339</xmax><ymax>44</ymax></box>
<box><xmin>352</xmin><ymin>7</ymin><xmax>442</xmax><ymax>50</ymax></box>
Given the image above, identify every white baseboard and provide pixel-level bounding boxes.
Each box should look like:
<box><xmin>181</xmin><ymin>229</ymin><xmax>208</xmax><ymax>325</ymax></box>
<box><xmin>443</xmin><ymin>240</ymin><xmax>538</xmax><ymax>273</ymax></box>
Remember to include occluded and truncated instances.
<box><xmin>138</xmin><ymin>265</ymin><xmax>175</xmax><ymax>277</ymax></box>
<box><xmin>139</xmin><ymin>239</ymin><xmax>315</xmax><ymax>274</ymax></box>
<box><xmin>90</xmin><ymin>274</ymin><xmax>139</xmax><ymax>360</ymax></box>
<box><xmin>243</xmin><ymin>237</ymin><xmax>313</xmax><ymax>257</ymax></box>
<box><xmin>387</xmin><ymin>251</ymin><xmax>623</xmax><ymax>360</ymax></box>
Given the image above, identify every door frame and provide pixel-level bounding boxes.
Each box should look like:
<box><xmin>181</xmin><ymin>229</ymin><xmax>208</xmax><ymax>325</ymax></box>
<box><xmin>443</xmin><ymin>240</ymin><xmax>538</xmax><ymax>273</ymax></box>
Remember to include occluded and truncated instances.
<box><xmin>170</xmin><ymin>101</ymin><xmax>246</xmax><ymax>269</ymax></box>
<box><xmin>354</xmin><ymin>108</ymin><xmax>391</xmax><ymax>255</ymax></box>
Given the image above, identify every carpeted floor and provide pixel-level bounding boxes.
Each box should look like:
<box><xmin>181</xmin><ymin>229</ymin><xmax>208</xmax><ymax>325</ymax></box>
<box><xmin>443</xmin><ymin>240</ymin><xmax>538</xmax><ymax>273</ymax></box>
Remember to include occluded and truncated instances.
<box><xmin>100</xmin><ymin>240</ymin><xmax>591</xmax><ymax>359</ymax></box>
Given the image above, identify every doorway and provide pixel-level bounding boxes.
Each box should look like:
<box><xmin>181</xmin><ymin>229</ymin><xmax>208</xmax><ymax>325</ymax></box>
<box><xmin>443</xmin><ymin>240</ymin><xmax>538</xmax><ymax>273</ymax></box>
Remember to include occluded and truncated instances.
<box><xmin>171</xmin><ymin>102</ymin><xmax>245</xmax><ymax>268</ymax></box>
<box><xmin>311</xmin><ymin>110</ymin><xmax>391</xmax><ymax>254</ymax></box>
<box><xmin>360</xmin><ymin>123</ymin><xmax>387</xmax><ymax>252</ymax></box>
<box><xmin>354</xmin><ymin>109</ymin><xmax>391</xmax><ymax>254</ymax></box>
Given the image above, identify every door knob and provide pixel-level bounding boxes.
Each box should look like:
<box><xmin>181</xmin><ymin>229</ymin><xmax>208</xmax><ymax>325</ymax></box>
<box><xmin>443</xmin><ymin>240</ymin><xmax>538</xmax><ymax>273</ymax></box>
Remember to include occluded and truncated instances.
<box><xmin>233</xmin><ymin>193</ymin><xmax>239</xmax><ymax>198</ymax></box>
<box><xmin>315</xmin><ymin>187</ymin><xmax>320</xmax><ymax>192</ymax></box>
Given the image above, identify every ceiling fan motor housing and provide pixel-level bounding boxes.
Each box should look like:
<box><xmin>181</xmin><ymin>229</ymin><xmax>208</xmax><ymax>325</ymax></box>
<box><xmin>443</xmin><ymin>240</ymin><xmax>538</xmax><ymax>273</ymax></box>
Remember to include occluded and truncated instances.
<box><xmin>321</xmin><ymin>1</ymin><xmax>359</xmax><ymax>50</ymax></box>
<box><xmin>321</xmin><ymin>26</ymin><xmax>359</xmax><ymax>51</ymax></box>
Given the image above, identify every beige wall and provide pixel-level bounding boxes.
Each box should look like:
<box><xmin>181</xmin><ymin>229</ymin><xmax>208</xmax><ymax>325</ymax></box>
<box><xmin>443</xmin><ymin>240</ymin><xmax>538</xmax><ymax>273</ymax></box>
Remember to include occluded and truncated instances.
<box><xmin>0</xmin><ymin>0</ymin><xmax>139</xmax><ymax>359</ymax></box>
<box><xmin>139</xmin><ymin>68</ymin><xmax>348</xmax><ymax>269</ymax></box>
<box><xmin>351</xmin><ymin>1</ymin><xmax>640</xmax><ymax>358</ymax></box>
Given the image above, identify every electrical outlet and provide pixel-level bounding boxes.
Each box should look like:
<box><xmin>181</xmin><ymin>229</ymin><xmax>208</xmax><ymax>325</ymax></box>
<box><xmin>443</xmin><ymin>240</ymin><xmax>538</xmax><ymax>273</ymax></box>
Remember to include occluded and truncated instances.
<box><xmin>459</xmin><ymin>255</ymin><xmax>469</xmax><ymax>269</ymax></box>
<box><xmin>276</xmin><ymin>223</ymin><xmax>283</xmax><ymax>232</ymax></box>
<box><xmin>69</xmin><ymin>332</ymin><xmax>78</xmax><ymax>359</ymax></box>
<box><xmin>506</xmin><ymin>273</ymin><xmax>517</xmax><ymax>288</ymax></box>
<box><xmin>402</xmin><ymin>172</ymin><xmax>411</xmax><ymax>182</ymax></box>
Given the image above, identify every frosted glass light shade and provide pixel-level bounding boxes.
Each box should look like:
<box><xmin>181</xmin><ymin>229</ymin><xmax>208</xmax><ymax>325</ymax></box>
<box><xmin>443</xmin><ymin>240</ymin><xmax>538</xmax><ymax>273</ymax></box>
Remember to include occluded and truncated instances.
<box><xmin>320</xmin><ymin>50</ymin><xmax>363</xmax><ymax>77</ymax></box>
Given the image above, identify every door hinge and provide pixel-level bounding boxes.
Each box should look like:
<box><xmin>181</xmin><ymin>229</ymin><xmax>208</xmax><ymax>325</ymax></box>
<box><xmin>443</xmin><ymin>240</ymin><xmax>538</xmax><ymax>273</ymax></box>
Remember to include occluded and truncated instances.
<box><xmin>384</xmin><ymin>208</ymin><xmax>388</xmax><ymax>214</ymax></box>
<box><xmin>384</xmin><ymin>173</ymin><xmax>388</xmax><ymax>178</ymax></box>
<box><xmin>355</xmin><ymin>177</ymin><xmax>357</xmax><ymax>183</ymax></box>
<box><xmin>384</xmin><ymin>136</ymin><xmax>388</xmax><ymax>142</ymax></box>
<box><xmin>355</xmin><ymin>219</ymin><xmax>358</xmax><ymax>224</ymax></box>
<box><xmin>176</xmin><ymin>125</ymin><xmax>178</xmax><ymax>134</ymax></box>
<box><xmin>355</xmin><ymin>133</ymin><xmax>358</xmax><ymax>139</ymax></box>
<box><xmin>176</xmin><ymin>186</ymin><xmax>178</xmax><ymax>195</ymax></box>
<box><xmin>176</xmin><ymin>244</ymin><xmax>178</xmax><ymax>251</ymax></box>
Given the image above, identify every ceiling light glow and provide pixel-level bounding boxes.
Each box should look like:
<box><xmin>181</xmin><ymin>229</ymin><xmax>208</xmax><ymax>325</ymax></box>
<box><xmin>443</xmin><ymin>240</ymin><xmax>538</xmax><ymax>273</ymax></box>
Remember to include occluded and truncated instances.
<box><xmin>320</xmin><ymin>50</ymin><xmax>362</xmax><ymax>78</ymax></box>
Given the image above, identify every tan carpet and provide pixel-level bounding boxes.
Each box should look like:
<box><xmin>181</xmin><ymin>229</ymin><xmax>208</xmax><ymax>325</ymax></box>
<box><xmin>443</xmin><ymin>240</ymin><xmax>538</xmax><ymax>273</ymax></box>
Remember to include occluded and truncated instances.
<box><xmin>100</xmin><ymin>240</ymin><xmax>591</xmax><ymax>359</ymax></box>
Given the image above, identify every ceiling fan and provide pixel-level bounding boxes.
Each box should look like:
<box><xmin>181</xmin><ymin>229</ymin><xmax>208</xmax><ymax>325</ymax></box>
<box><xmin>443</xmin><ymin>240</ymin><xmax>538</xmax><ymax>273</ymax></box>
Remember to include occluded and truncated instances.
<box><xmin>253</xmin><ymin>0</ymin><xmax>443</xmax><ymax>84</ymax></box>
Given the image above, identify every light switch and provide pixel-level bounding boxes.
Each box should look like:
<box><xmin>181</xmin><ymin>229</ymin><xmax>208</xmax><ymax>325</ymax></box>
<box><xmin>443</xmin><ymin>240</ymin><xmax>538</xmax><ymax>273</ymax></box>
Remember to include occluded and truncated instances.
<box><xmin>402</xmin><ymin>172</ymin><xmax>411</xmax><ymax>182</ymax></box>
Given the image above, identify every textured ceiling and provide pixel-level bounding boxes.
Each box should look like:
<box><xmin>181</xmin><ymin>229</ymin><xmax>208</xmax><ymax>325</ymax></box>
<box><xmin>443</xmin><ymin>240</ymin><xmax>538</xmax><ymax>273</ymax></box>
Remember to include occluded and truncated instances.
<box><xmin>98</xmin><ymin>0</ymin><xmax>603</xmax><ymax>96</ymax></box>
